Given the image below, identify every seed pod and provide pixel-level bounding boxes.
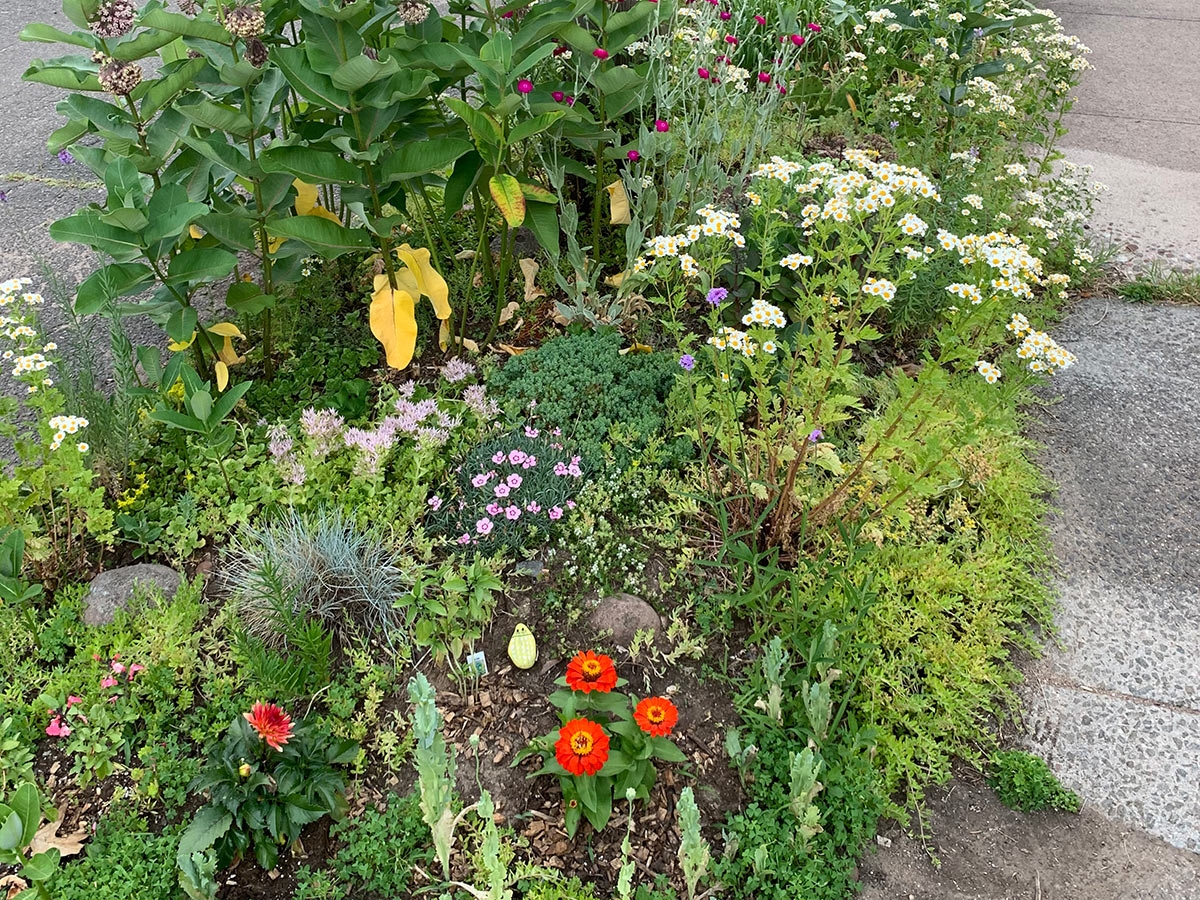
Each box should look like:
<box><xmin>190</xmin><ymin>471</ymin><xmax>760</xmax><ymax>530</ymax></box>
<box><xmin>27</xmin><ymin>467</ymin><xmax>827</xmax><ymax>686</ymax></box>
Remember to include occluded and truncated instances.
<box><xmin>93</xmin><ymin>0</ymin><xmax>137</xmax><ymax>38</ymax></box>
<box><xmin>97</xmin><ymin>59</ymin><xmax>144</xmax><ymax>96</ymax></box>
<box><xmin>177</xmin><ymin>0</ymin><xmax>198</xmax><ymax>13</ymax></box>
<box><xmin>395</xmin><ymin>0</ymin><xmax>429</xmax><ymax>24</ymax></box>
<box><xmin>224</xmin><ymin>3</ymin><xmax>265</xmax><ymax>39</ymax></box>
<box><xmin>244</xmin><ymin>37</ymin><xmax>269</xmax><ymax>67</ymax></box>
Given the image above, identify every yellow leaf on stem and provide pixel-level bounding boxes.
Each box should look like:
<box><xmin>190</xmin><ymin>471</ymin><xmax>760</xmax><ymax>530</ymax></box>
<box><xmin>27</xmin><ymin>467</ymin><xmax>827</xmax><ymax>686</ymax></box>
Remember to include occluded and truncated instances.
<box><xmin>369</xmin><ymin>274</ymin><xmax>418</xmax><ymax>369</ymax></box>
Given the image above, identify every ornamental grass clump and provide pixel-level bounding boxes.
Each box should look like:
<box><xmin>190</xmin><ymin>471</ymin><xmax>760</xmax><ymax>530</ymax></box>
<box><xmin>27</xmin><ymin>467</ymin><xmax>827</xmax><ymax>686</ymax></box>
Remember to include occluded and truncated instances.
<box><xmin>516</xmin><ymin>651</ymin><xmax>685</xmax><ymax>836</ymax></box>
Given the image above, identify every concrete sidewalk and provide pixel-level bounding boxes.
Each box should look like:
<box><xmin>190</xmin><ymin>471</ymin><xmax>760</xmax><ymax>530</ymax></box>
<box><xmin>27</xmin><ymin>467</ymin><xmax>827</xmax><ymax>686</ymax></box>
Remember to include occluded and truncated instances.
<box><xmin>1052</xmin><ymin>0</ymin><xmax>1200</xmax><ymax>267</ymax></box>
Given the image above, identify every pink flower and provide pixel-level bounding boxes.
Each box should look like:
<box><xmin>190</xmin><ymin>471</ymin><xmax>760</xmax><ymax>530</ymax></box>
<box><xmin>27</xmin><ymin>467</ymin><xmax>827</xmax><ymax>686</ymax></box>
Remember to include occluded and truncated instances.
<box><xmin>552</xmin><ymin>90</ymin><xmax>565</xmax><ymax>102</ymax></box>
<box><xmin>523</xmin><ymin>455</ymin><xmax>538</xmax><ymax>468</ymax></box>
<box><xmin>654</xmin><ymin>119</ymin><xmax>669</xmax><ymax>132</ymax></box>
<box><xmin>492</xmin><ymin>451</ymin><xmax>506</xmax><ymax>464</ymax></box>
<box><xmin>789</xmin><ymin>33</ymin><xmax>804</xmax><ymax>46</ymax></box>
<box><xmin>505</xmin><ymin>505</ymin><xmax>521</xmax><ymax>520</ymax></box>
<box><xmin>593</xmin><ymin>48</ymin><xmax>609</xmax><ymax>60</ymax></box>
<box><xmin>724</xmin><ymin>34</ymin><xmax>738</xmax><ymax>44</ymax></box>
<box><xmin>808</xmin><ymin>22</ymin><xmax>821</xmax><ymax>32</ymax></box>
<box><xmin>494</xmin><ymin>483</ymin><xmax>511</xmax><ymax>498</ymax></box>
<box><xmin>697</xmin><ymin>66</ymin><xmax>710</xmax><ymax>79</ymax></box>
<box><xmin>719</xmin><ymin>9</ymin><xmax>730</xmax><ymax>19</ymax></box>
<box><xmin>487</xmin><ymin>502</ymin><xmax>502</xmax><ymax>515</ymax></box>
<box><xmin>472</xmin><ymin>473</ymin><xmax>491</xmax><ymax>488</ymax></box>
<box><xmin>525</xmin><ymin>426</ymin><xmax>540</xmax><ymax>438</ymax></box>
<box><xmin>526</xmin><ymin>501</ymin><xmax>542</xmax><ymax>513</ymax></box>
<box><xmin>458</xmin><ymin>533</ymin><xmax>472</xmax><ymax>544</ymax></box>
<box><xmin>566</xmin><ymin>500</ymin><xmax>576</xmax><ymax>509</ymax></box>
<box><xmin>67</xmin><ymin>695</ymin><xmax>83</xmax><ymax>707</ymax></box>
<box><xmin>779</xmin><ymin>83</ymin><xmax>787</xmax><ymax>95</ymax></box>
<box><xmin>111</xmin><ymin>661</ymin><xmax>126</xmax><ymax>675</ymax></box>
<box><xmin>508</xmin><ymin>449</ymin><xmax>527</xmax><ymax>465</ymax></box>
<box><xmin>552</xmin><ymin>428</ymin><xmax>562</xmax><ymax>436</ymax></box>
<box><xmin>565</xmin><ymin>95</ymin><xmax>575</xmax><ymax>106</ymax></box>
<box><xmin>758</xmin><ymin>71</ymin><xmax>770</xmax><ymax>83</ymax></box>
<box><xmin>507</xmin><ymin>473</ymin><xmax>523</xmax><ymax>488</ymax></box>
<box><xmin>754</xmin><ymin>14</ymin><xmax>766</xmax><ymax>24</ymax></box>
<box><xmin>568</xmin><ymin>463</ymin><xmax>582</xmax><ymax>477</ymax></box>
<box><xmin>128</xmin><ymin>664</ymin><xmax>145</xmax><ymax>679</ymax></box>
<box><xmin>501</xmin><ymin>10</ymin><xmax>513</xmax><ymax>16</ymax></box>
<box><xmin>100</xmin><ymin>676</ymin><xmax>118</xmax><ymax>689</ymax></box>
<box><xmin>45</xmin><ymin>716</ymin><xmax>70</xmax><ymax>738</ymax></box>
<box><xmin>627</xmin><ymin>150</ymin><xmax>640</xmax><ymax>161</ymax></box>
<box><xmin>428</xmin><ymin>495</ymin><xmax>443</xmax><ymax>511</ymax></box>
<box><xmin>476</xmin><ymin>518</ymin><xmax>494</xmax><ymax>535</ymax></box>
<box><xmin>518</xmin><ymin>79</ymin><xmax>534</xmax><ymax>94</ymax></box>
<box><xmin>554</xmin><ymin>462</ymin><xmax>569</xmax><ymax>476</ymax></box>
<box><xmin>549</xmin><ymin>506</ymin><xmax>564</xmax><ymax>520</ymax></box>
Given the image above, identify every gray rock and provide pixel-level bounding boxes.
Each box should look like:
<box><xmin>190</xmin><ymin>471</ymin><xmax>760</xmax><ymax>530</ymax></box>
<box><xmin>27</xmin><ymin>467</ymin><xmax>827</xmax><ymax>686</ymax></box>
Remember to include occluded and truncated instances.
<box><xmin>587</xmin><ymin>592</ymin><xmax>662</xmax><ymax>649</ymax></box>
<box><xmin>82</xmin><ymin>564</ymin><xmax>182</xmax><ymax>626</ymax></box>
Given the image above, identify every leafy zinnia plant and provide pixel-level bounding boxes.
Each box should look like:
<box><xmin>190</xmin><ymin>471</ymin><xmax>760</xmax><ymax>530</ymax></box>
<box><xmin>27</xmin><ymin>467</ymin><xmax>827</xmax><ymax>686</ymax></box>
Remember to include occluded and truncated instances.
<box><xmin>516</xmin><ymin>651</ymin><xmax>685</xmax><ymax>835</ymax></box>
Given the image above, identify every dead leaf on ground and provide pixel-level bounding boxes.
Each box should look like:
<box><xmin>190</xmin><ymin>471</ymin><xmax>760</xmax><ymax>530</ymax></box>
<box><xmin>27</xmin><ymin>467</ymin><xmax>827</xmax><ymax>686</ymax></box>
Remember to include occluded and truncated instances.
<box><xmin>31</xmin><ymin>812</ymin><xmax>89</xmax><ymax>858</ymax></box>
<box><xmin>518</xmin><ymin>257</ymin><xmax>545</xmax><ymax>302</ymax></box>
<box><xmin>455</xmin><ymin>249</ymin><xmax>477</xmax><ymax>260</ymax></box>
<box><xmin>498</xmin><ymin>300</ymin><xmax>521</xmax><ymax>325</ymax></box>
<box><xmin>1</xmin><ymin>875</ymin><xmax>28</xmax><ymax>899</ymax></box>
<box><xmin>493</xmin><ymin>343</ymin><xmax>531</xmax><ymax>356</ymax></box>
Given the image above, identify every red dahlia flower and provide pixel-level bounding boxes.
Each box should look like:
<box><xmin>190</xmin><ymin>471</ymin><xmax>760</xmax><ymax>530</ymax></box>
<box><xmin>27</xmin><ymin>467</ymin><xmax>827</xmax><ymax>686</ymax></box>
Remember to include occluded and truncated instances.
<box><xmin>244</xmin><ymin>701</ymin><xmax>294</xmax><ymax>751</ymax></box>
<box><xmin>634</xmin><ymin>696</ymin><xmax>679</xmax><ymax>736</ymax></box>
<box><xmin>565</xmin><ymin>650</ymin><xmax>618</xmax><ymax>693</ymax></box>
<box><xmin>556</xmin><ymin>718</ymin><xmax>610</xmax><ymax>775</ymax></box>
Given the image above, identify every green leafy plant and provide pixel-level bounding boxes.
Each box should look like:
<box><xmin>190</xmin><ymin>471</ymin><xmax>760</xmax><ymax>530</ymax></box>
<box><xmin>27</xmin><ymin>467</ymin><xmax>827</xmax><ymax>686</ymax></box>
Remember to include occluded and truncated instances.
<box><xmin>409</xmin><ymin>672</ymin><xmax>459</xmax><ymax>879</ymax></box>
<box><xmin>987</xmin><ymin>750</ymin><xmax>1081</xmax><ymax>813</ymax></box>
<box><xmin>0</xmin><ymin>783</ymin><xmax>60</xmax><ymax>900</ymax></box>
<box><xmin>676</xmin><ymin>786</ymin><xmax>711</xmax><ymax>900</ymax></box>
<box><xmin>326</xmin><ymin>790</ymin><xmax>431</xmax><ymax>897</ymax></box>
<box><xmin>51</xmin><ymin>804</ymin><xmax>181</xmax><ymax>900</ymax></box>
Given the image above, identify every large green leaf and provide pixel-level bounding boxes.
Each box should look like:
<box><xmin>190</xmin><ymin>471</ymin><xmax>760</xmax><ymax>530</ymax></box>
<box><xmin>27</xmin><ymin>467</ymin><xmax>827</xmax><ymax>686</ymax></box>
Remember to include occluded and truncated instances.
<box><xmin>443</xmin><ymin>149</ymin><xmax>482</xmax><ymax>216</ymax></box>
<box><xmin>62</xmin><ymin>0</ymin><xmax>100</xmax><ymax>29</ymax></box>
<box><xmin>379</xmin><ymin>139</ymin><xmax>473</xmax><ymax>183</ymax></box>
<box><xmin>22</xmin><ymin>848</ymin><xmax>61</xmax><ymax>882</ymax></box>
<box><xmin>176</xmin><ymin>98</ymin><xmax>253</xmax><ymax>139</ymax></box>
<box><xmin>266</xmin><ymin>216</ymin><xmax>372</xmax><ymax>258</ymax></box>
<box><xmin>166</xmin><ymin>247</ymin><xmax>238</xmax><ymax>286</ymax></box>
<box><xmin>76</xmin><ymin>263</ymin><xmax>154</xmax><ymax>315</ymax></box>
<box><xmin>259</xmin><ymin>146</ymin><xmax>360</xmax><ymax>185</ymax></box>
<box><xmin>22</xmin><ymin>61</ymin><xmax>103</xmax><ymax>92</ymax></box>
<box><xmin>49</xmin><ymin>212</ymin><xmax>142</xmax><ymax>261</ymax></box>
<box><xmin>508</xmin><ymin>110</ymin><xmax>566</xmax><ymax>145</ymax></box>
<box><xmin>138</xmin><ymin>7</ymin><xmax>230</xmax><ymax>41</ymax></box>
<box><xmin>444</xmin><ymin>98</ymin><xmax>504</xmax><ymax>149</ymax></box>
<box><xmin>0</xmin><ymin>809</ymin><xmax>22</xmax><ymax>854</ymax></box>
<box><xmin>273</xmin><ymin>46</ymin><xmax>350</xmax><ymax>111</ymax></box>
<box><xmin>110</xmin><ymin>28</ymin><xmax>178</xmax><ymax>61</ymax></box>
<box><xmin>330</xmin><ymin>54</ymin><xmax>400</xmax><ymax>92</ymax></box>
<box><xmin>144</xmin><ymin>185</ymin><xmax>208</xmax><ymax>249</ymax></box>
<box><xmin>524</xmin><ymin>198</ymin><xmax>559</xmax><ymax>261</ymax></box>
<box><xmin>139</xmin><ymin>58</ymin><xmax>206</xmax><ymax>118</ymax></box>
<box><xmin>19</xmin><ymin>23</ymin><xmax>94</xmax><ymax>48</ymax></box>
<box><xmin>10</xmin><ymin>783</ymin><xmax>39</xmax><ymax>849</ymax></box>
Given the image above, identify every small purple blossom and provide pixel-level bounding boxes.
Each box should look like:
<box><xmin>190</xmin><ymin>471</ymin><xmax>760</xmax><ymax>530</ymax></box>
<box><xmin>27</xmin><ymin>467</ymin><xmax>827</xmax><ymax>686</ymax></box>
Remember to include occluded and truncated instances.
<box><xmin>889</xmin><ymin>120</ymin><xmax>899</xmax><ymax>129</ymax></box>
<box><xmin>428</xmin><ymin>495</ymin><xmax>443</xmax><ymax>511</ymax></box>
<box><xmin>57</xmin><ymin>149</ymin><xmax>74</xmax><ymax>165</ymax></box>
<box><xmin>0</xmin><ymin>191</ymin><xmax>8</xmax><ymax>202</ymax></box>
<box><xmin>464</xmin><ymin>384</ymin><xmax>499</xmax><ymax>420</ymax></box>
<box><xmin>707</xmin><ymin>287</ymin><xmax>728</xmax><ymax>306</ymax></box>
<box><xmin>494</xmin><ymin>483</ymin><xmax>510</xmax><ymax>498</ymax></box>
<box><xmin>679</xmin><ymin>354</ymin><xmax>696</xmax><ymax>371</ymax></box>
<box><xmin>486</xmin><ymin>502</ymin><xmax>501</xmax><ymax>516</ymax></box>
<box><xmin>441</xmin><ymin>357</ymin><xmax>476</xmax><ymax>383</ymax></box>
<box><xmin>522</xmin><ymin>455</ymin><xmax>538</xmax><ymax>468</ymax></box>
<box><xmin>508</xmin><ymin>449</ymin><xmax>528</xmax><ymax>465</ymax></box>
<box><xmin>472</xmin><ymin>473</ymin><xmax>491</xmax><ymax>488</ymax></box>
<box><xmin>808</xmin><ymin>427</ymin><xmax>823</xmax><ymax>442</ymax></box>
<box><xmin>300</xmin><ymin>407</ymin><xmax>345</xmax><ymax>458</ymax></box>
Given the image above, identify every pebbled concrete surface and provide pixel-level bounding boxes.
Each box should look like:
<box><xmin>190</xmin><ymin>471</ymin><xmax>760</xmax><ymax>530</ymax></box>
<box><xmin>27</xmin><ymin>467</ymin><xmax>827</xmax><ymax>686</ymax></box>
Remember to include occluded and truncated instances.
<box><xmin>1024</xmin><ymin>294</ymin><xmax>1200</xmax><ymax>855</ymax></box>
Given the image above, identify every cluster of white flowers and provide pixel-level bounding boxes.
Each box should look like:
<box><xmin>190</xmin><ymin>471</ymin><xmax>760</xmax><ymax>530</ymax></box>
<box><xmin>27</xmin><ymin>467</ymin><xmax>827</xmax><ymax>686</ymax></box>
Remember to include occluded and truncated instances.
<box><xmin>1015</xmin><ymin>327</ymin><xmax>1077</xmax><ymax>372</ymax></box>
<box><xmin>946</xmin><ymin>282</ymin><xmax>984</xmax><ymax>305</ymax></box>
<box><xmin>975</xmin><ymin>360</ymin><xmax>1002</xmax><ymax>384</ymax></box>
<box><xmin>861</xmin><ymin>276</ymin><xmax>897</xmax><ymax>301</ymax></box>
<box><xmin>966</xmin><ymin>76</ymin><xmax>1017</xmax><ymax>116</ymax></box>
<box><xmin>47</xmin><ymin>414</ymin><xmax>89</xmax><ymax>452</ymax></box>
<box><xmin>779</xmin><ymin>253</ymin><xmax>814</xmax><ymax>269</ymax></box>
<box><xmin>741</xmin><ymin>299</ymin><xmax>787</xmax><ymax>328</ymax></box>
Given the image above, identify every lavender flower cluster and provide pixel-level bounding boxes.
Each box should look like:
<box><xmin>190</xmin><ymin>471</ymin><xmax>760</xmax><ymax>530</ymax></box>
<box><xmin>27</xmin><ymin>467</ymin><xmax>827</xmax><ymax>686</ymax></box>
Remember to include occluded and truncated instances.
<box><xmin>427</xmin><ymin>427</ymin><xmax>590</xmax><ymax>552</ymax></box>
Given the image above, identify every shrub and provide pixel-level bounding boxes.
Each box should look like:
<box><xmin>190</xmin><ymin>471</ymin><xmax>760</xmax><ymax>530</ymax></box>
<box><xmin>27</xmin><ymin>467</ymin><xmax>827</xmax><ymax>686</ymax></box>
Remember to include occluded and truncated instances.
<box><xmin>988</xmin><ymin>750</ymin><xmax>1081</xmax><ymax>813</ymax></box>
<box><xmin>51</xmin><ymin>805</ymin><xmax>180</xmax><ymax>900</ymax></box>
<box><xmin>327</xmin><ymin>790</ymin><xmax>432</xmax><ymax>897</ymax></box>
<box><xmin>488</xmin><ymin>331</ymin><xmax>688</xmax><ymax>468</ymax></box>
<box><xmin>223</xmin><ymin>509</ymin><xmax>414</xmax><ymax>649</ymax></box>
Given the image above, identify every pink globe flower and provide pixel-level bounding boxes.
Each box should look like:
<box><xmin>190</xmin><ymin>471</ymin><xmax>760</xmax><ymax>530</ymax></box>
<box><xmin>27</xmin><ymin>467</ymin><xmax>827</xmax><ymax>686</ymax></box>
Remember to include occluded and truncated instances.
<box><xmin>719</xmin><ymin>10</ymin><xmax>730</xmax><ymax>19</ymax></box>
<box><xmin>779</xmin><ymin>83</ymin><xmax>787</xmax><ymax>95</ymax></box>
<box><xmin>552</xmin><ymin>90</ymin><xmax>565</xmax><ymax>102</ymax></box>
<box><xmin>754</xmin><ymin>14</ymin><xmax>766</xmax><ymax>24</ymax></box>
<box><xmin>517</xmin><ymin>79</ymin><xmax>534</xmax><ymax>94</ymax></box>
<box><xmin>724</xmin><ymin>34</ymin><xmax>738</xmax><ymax>44</ymax></box>
<box><xmin>593</xmin><ymin>48</ymin><xmax>609</xmax><ymax>59</ymax></box>
<box><xmin>697</xmin><ymin>66</ymin><xmax>710</xmax><ymax>79</ymax></box>
<box><xmin>565</xmin><ymin>95</ymin><xmax>575</xmax><ymax>105</ymax></box>
<box><xmin>758</xmin><ymin>71</ymin><xmax>770</xmax><ymax>83</ymax></box>
<box><xmin>627</xmin><ymin>150</ymin><xmax>640</xmax><ymax>161</ymax></box>
<box><xmin>808</xmin><ymin>22</ymin><xmax>821</xmax><ymax>32</ymax></box>
<box><xmin>654</xmin><ymin>119</ymin><xmax>669</xmax><ymax>132</ymax></box>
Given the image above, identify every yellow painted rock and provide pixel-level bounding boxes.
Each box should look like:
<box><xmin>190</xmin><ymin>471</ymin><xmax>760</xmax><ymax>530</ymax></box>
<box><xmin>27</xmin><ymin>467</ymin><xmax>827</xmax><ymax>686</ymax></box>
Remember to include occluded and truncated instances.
<box><xmin>507</xmin><ymin>623</ymin><xmax>537</xmax><ymax>669</ymax></box>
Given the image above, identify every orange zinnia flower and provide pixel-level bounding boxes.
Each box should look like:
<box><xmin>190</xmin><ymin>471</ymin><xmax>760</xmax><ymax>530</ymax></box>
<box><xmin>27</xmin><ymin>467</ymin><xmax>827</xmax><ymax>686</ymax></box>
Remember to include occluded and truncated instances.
<box><xmin>243</xmin><ymin>701</ymin><xmax>294</xmax><ymax>751</ymax></box>
<box><xmin>555</xmin><ymin>718</ymin><xmax>610</xmax><ymax>776</ymax></box>
<box><xmin>634</xmin><ymin>696</ymin><xmax>679</xmax><ymax>737</ymax></box>
<box><xmin>565</xmin><ymin>651</ymin><xmax>618</xmax><ymax>693</ymax></box>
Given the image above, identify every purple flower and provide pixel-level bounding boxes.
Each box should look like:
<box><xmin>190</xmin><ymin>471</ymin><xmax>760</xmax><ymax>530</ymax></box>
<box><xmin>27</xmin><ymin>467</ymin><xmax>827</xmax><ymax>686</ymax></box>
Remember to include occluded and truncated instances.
<box><xmin>458</xmin><ymin>533</ymin><xmax>472</xmax><ymax>544</ymax></box>
<box><xmin>57</xmin><ymin>149</ymin><xmax>74</xmax><ymax>165</ymax></box>
<box><xmin>442</xmin><ymin>358</ymin><xmax>476</xmax><ymax>383</ymax></box>
<box><xmin>679</xmin><ymin>354</ymin><xmax>696</xmax><ymax>371</ymax></box>
<box><xmin>486</xmin><ymin>502</ymin><xmax>501</xmax><ymax>515</ymax></box>
<box><xmin>0</xmin><ymin>192</ymin><xmax>7</xmax><ymax>202</ymax></box>
<box><xmin>492</xmin><ymin>451</ymin><xmax>506</xmax><ymax>464</ymax></box>
<box><xmin>808</xmin><ymin>427</ymin><xmax>823</xmax><ymax>442</ymax></box>
<box><xmin>505</xmin><ymin>505</ymin><xmax>521</xmax><ymax>520</ymax></box>
<box><xmin>889</xmin><ymin>120</ymin><xmax>899</xmax><ymax>129</ymax></box>
<box><xmin>300</xmin><ymin>407</ymin><xmax>345</xmax><ymax>457</ymax></box>
<box><xmin>706</xmin><ymin>287</ymin><xmax>728</xmax><ymax>306</ymax></box>
<box><xmin>567</xmin><ymin>463</ymin><xmax>582</xmax><ymax>477</ymax></box>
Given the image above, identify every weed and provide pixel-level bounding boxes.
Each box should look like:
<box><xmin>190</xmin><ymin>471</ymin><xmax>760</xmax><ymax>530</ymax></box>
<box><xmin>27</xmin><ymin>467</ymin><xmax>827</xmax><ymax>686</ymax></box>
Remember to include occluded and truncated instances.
<box><xmin>988</xmin><ymin>750</ymin><xmax>1081</xmax><ymax>813</ymax></box>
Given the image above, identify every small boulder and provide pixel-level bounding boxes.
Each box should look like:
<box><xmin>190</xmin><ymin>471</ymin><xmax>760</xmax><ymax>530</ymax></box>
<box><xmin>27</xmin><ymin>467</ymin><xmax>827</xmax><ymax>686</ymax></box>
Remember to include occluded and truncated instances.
<box><xmin>587</xmin><ymin>592</ymin><xmax>662</xmax><ymax>650</ymax></box>
<box><xmin>82</xmin><ymin>564</ymin><xmax>182</xmax><ymax>627</ymax></box>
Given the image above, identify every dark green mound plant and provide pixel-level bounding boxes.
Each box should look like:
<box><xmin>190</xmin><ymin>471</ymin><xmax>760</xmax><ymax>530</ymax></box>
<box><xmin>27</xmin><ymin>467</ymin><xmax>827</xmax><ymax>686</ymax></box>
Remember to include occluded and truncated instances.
<box><xmin>988</xmin><ymin>750</ymin><xmax>1081</xmax><ymax>813</ymax></box>
<box><xmin>51</xmin><ymin>805</ymin><xmax>181</xmax><ymax>900</ymax></box>
<box><xmin>489</xmin><ymin>331</ymin><xmax>690</xmax><ymax>468</ymax></box>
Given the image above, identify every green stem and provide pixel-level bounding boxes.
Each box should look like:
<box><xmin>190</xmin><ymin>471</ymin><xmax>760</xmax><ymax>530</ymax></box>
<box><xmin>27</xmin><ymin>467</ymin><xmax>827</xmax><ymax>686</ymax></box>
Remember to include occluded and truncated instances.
<box><xmin>482</xmin><ymin>224</ymin><xmax>513</xmax><ymax>347</ymax></box>
<box><xmin>242</xmin><ymin>83</ymin><xmax>276</xmax><ymax>377</ymax></box>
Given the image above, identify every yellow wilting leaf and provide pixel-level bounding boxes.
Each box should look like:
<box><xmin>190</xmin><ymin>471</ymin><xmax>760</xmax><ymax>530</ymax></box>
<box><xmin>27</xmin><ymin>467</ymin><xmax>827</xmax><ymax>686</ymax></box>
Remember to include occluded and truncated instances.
<box><xmin>496</xmin><ymin>343</ymin><xmax>530</xmax><ymax>356</ymax></box>
<box><xmin>215</xmin><ymin>360</ymin><xmax>230</xmax><ymax>391</ymax></box>
<box><xmin>395</xmin><ymin>244</ymin><xmax>452</xmax><ymax>321</ymax></box>
<box><xmin>518</xmin><ymin>257</ymin><xmax>545</xmax><ymax>303</ymax></box>
<box><xmin>369</xmin><ymin>274</ymin><xmax>418</xmax><ymax>369</ymax></box>
<box><xmin>167</xmin><ymin>332</ymin><xmax>196</xmax><ymax>352</ymax></box>
<box><xmin>606</xmin><ymin>180</ymin><xmax>631</xmax><ymax>225</ymax></box>
<box><xmin>293</xmin><ymin>179</ymin><xmax>341</xmax><ymax>223</ymax></box>
<box><xmin>604</xmin><ymin>270</ymin><xmax>628</xmax><ymax>288</ymax></box>
<box><xmin>189</xmin><ymin>224</ymin><xmax>204</xmax><ymax>240</ymax></box>
<box><xmin>207</xmin><ymin>322</ymin><xmax>244</xmax><ymax>339</ymax></box>
<box><xmin>846</xmin><ymin>93</ymin><xmax>858</xmax><ymax>114</ymax></box>
<box><xmin>208</xmin><ymin>322</ymin><xmax>246</xmax><ymax>370</ymax></box>
<box><xmin>618</xmin><ymin>342</ymin><xmax>653</xmax><ymax>355</ymax></box>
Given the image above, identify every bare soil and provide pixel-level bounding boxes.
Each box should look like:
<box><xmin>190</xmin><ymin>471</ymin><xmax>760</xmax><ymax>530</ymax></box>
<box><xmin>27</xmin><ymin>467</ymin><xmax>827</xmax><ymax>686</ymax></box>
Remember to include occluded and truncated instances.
<box><xmin>857</xmin><ymin>767</ymin><xmax>1200</xmax><ymax>900</ymax></box>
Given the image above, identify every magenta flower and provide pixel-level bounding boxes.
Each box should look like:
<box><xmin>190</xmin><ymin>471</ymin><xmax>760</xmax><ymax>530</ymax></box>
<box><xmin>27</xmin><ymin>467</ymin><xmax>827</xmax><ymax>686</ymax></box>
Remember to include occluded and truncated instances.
<box><xmin>508</xmin><ymin>449</ymin><xmax>528</xmax><ymax>464</ymax></box>
<box><xmin>100</xmin><ymin>675</ymin><xmax>118</xmax><ymax>689</ymax></box>
<box><xmin>505</xmin><ymin>505</ymin><xmax>521</xmax><ymax>520</ymax></box>
<box><xmin>790</xmin><ymin>33</ymin><xmax>804</xmax><ymax>46</ymax></box>
<box><xmin>758</xmin><ymin>71</ymin><xmax>770</xmax><ymax>83</ymax></box>
<box><xmin>566</xmin><ymin>95</ymin><xmax>575</xmax><ymax>106</ymax></box>
<box><xmin>808</xmin><ymin>22</ymin><xmax>821</xmax><ymax>32</ymax></box>
<box><xmin>679</xmin><ymin>354</ymin><xmax>696</xmax><ymax>371</ymax></box>
<box><xmin>719</xmin><ymin>10</ymin><xmax>730</xmax><ymax>19</ymax></box>
<box><xmin>707</xmin><ymin>286</ymin><xmax>728</xmax><ymax>305</ymax></box>
<box><xmin>46</xmin><ymin>716</ymin><xmax>70</xmax><ymax>738</ymax></box>
<box><xmin>517</xmin><ymin>79</ymin><xmax>534</xmax><ymax>93</ymax></box>
<box><xmin>549</xmin><ymin>506</ymin><xmax>564</xmax><ymax>520</ymax></box>
<box><xmin>627</xmin><ymin>150</ymin><xmax>640</xmax><ymax>161</ymax></box>
<box><xmin>698</xmin><ymin>66</ymin><xmax>710</xmax><ymax>79</ymax></box>
<box><xmin>492</xmin><ymin>451</ymin><xmax>506</xmax><ymax>464</ymax></box>
<box><xmin>526</xmin><ymin>501</ymin><xmax>542</xmax><ymax>513</ymax></box>
<box><xmin>555</xmin><ymin>462</ymin><xmax>569</xmax><ymax>476</ymax></box>
<box><xmin>779</xmin><ymin>83</ymin><xmax>787</xmax><ymax>95</ymax></box>
<box><xmin>67</xmin><ymin>695</ymin><xmax>83</xmax><ymax>707</ymax></box>
<box><xmin>552</xmin><ymin>90</ymin><xmax>565</xmax><ymax>102</ymax></box>
<box><xmin>593</xmin><ymin>48</ymin><xmax>609</xmax><ymax>59</ymax></box>
<box><xmin>476</xmin><ymin>518</ymin><xmax>494</xmax><ymax>535</ymax></box>
<box><xmin>568</xmin><ymin>463</ymin><xmax>582</xmax><ymax>477</ymax></box>
<box><xmin>724</xmin><ymin>34</ymin><xmax>738</xmax><ymax>44</ymax></box>
<box><xmin>487</xmin><ymin>502</ymin><xmax>502</xmax><ymax>515</ymax></box>
<box><xmin>754</xmin><ymin>14</ymin><xmax>765</xmax><ymax>24</ymax></box>
<box><xmin>654</xmin><ymin>119</ymin><xmax>669</xmax><ymax>132</ymax></box>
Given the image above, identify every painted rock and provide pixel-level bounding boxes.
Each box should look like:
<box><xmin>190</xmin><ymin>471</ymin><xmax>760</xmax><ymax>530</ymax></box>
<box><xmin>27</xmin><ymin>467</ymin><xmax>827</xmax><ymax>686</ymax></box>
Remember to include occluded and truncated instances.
<box><xmin>507</xmin><ymin>623</ymin><xmax>537</xmax><ymax>669</ymax></box>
